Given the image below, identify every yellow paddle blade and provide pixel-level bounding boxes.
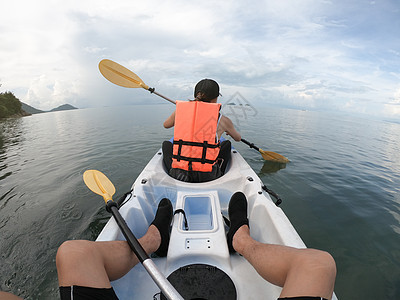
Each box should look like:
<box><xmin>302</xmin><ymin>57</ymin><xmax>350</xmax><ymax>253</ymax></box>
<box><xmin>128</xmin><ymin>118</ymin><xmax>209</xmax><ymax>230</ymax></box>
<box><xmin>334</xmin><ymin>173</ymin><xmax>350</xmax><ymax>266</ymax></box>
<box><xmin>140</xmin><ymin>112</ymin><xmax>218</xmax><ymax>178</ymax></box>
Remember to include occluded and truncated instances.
<box><xmin>83</xmin><ymin>170</ymin><xmax>116</xmax><ymax>202</ymax></box>
<box><xmin>99</xmin><ymin>59</ymin><xmax>150</xmax><ymax>90</ymax></box>
<box><xmin>259</xmin><ymin>149</ymin><xmax>290</xmax><ymax>163</ymax></box>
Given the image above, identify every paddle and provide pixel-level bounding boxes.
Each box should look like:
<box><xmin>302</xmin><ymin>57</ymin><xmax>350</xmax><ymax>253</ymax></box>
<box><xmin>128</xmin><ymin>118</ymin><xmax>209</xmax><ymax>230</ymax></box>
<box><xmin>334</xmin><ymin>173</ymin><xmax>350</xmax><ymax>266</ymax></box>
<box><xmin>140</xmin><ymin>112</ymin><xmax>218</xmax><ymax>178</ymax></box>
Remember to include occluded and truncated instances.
<box><xmin>83</xmin><ymin>170</ymin><xmax>183</xmax><ymax>300</ymax></box>
<box><xmin>241</xmin><ymin>138</ymin><xmax>289</xmax><ymax>163</ymax></box>
<box><xmin>98</xmin><ymin>59</ymin><xmax>289</xmax><ymax>163</ymax></box>
<box><xmin>99</xmin><ymin>59</ymin><xmax>176</xmax><ymax>104</ymax></box>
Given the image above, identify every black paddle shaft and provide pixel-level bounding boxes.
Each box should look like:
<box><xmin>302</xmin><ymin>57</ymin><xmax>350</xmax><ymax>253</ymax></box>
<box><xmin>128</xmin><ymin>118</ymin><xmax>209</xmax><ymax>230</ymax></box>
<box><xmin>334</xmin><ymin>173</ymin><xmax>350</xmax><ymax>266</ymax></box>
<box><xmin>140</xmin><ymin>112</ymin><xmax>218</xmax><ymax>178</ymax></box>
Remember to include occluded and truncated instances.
<box><xmin>106</xmin><ymin>201</ymin><xmax>148</xmax><ymax>263</ymax></box>
<box><xmin>241</xmin><ymin>138</ymin><xmax>260</xmax><ymax>151</ymax></box>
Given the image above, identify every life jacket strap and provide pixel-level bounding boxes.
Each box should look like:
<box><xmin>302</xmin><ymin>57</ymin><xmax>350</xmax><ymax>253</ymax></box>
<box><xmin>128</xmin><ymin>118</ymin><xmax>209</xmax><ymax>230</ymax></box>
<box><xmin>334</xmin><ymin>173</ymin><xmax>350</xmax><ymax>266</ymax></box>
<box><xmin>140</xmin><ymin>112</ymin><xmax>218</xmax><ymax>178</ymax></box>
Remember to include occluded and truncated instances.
<box><xmin>171</xmin><ymin>154</ymin><xmax>216</xmax><ymax>165</ymax></box>
<box><xmin>173</xmin><ymin>139</ymin><xmax>220</xmax><ymax>149</ymax></box>
<box><xmin>201</xmin><ymin>141</ymin><xmax>208</xmax><ymax>164</ymax></box>
<box><xmin>172</xmin><ymin>138</ymin><xmax>220</xmax><ymax>165</ymax></box>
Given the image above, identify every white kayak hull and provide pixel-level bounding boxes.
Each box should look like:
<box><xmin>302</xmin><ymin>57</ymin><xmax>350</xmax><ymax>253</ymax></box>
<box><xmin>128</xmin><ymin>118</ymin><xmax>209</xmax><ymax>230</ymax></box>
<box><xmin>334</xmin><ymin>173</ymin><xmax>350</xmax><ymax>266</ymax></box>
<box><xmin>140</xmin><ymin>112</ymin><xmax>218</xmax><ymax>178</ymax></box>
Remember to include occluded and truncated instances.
<box><xmin>96</xmin><ymin>148</ymin><xmax>335</xmax><ymax>299</ymax></box>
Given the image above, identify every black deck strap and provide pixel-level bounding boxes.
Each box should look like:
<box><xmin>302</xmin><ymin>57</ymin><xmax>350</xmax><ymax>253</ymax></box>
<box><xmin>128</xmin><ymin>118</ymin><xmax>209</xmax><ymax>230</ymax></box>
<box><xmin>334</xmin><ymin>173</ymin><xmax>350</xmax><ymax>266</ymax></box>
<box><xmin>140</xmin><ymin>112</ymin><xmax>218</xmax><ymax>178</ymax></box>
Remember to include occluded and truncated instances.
<box><xmin>174</xmin><ymin>209</ymin><xmax>189</xmax><ymax>230</ymax></box>
<box><xmin>262</xmin><ymin>184</ymin><xmax>282</xmax><ymax>206</ymax></box>
<box><xmin>117</xmin><ymin>189</ymin><xmax>133</xmax><ymax>208</ymax></box>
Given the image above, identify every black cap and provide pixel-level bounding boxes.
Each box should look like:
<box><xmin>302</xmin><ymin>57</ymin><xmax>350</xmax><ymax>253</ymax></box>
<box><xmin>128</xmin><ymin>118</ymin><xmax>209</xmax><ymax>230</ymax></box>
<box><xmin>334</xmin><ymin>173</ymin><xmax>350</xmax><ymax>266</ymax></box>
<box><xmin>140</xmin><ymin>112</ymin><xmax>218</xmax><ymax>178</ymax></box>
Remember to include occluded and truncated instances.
<box><xmin>194</xmin><ymin>79</ymin><xmax>220</xmax><ymax>101</ymax></box>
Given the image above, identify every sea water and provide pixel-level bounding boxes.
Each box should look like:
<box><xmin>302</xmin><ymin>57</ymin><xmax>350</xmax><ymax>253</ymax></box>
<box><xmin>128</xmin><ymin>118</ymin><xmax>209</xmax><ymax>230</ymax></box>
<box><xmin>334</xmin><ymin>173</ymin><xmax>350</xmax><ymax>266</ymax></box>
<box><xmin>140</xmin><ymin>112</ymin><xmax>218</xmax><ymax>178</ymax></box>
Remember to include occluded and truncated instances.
<box><xmin>0</xmin><ymin>105</ymin><xmax>399</xmax><ymax>299</ymax></box>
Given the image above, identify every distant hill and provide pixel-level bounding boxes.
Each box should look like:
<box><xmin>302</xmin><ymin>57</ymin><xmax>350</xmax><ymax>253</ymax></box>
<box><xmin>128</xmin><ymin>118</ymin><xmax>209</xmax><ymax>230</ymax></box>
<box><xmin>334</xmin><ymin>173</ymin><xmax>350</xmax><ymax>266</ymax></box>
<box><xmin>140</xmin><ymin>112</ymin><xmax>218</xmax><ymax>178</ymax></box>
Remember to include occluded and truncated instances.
<box><xmin>0</xmin><ymin>91</ymin><xmax>30</xmax><ymax>118</ymax></box>
<box><xmin>20</xmin><ymin>102</ymin><xmax>78</xmax><ymax>114</ymax></box>
<box><xmin>50</xmin><ymin>104</ymin><xmax>78</xmax><ymax>112</ymax></box>
<box><xmin>21</xmin><ymin>102</ymin><xmax>45</xmax><ymax>114</ymax></box>
<box><xmin>1</xmin><ymin>93</ymin><xmax>78</xmax><ymax>118</ymax></box>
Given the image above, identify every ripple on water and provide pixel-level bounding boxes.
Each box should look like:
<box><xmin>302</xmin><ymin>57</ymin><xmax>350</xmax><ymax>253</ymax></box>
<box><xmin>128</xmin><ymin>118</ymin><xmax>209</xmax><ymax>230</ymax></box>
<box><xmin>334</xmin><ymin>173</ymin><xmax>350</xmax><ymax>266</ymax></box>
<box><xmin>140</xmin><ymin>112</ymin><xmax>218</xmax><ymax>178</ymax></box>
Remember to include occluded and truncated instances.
<box><xmin>1</xmin><ymin>106</ymin><xmax>400</xmax><ymax>299</ymax></box>
<box><xmin>60</xmin><ymin>202</ymin><xmax>83</xmax><ymax>220</ymax></box>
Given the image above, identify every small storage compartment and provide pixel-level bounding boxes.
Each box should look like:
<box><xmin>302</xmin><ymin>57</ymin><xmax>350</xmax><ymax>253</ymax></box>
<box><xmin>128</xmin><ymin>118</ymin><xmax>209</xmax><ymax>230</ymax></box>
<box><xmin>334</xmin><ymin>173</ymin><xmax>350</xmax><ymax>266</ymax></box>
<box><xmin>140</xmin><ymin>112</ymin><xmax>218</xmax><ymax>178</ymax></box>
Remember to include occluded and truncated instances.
<box><xmin>184</xmin><ymin>196</ymin><xmax>213</xmax><ymax>230</ymax></box>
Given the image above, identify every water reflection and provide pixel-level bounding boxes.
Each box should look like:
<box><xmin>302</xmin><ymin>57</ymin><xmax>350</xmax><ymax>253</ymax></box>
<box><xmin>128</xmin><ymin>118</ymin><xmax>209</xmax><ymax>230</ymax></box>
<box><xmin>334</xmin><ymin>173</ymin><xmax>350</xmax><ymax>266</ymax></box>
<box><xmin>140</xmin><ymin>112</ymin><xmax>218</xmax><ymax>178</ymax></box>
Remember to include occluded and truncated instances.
<box><xmin>0</xmin><ymin>118</ymin><xmax>25</xmax><ymax>200</ymax></box>
<box><xmin>0</xmin><ymin>117</ymin><xmax>24</xmax><ymax>145</ymax></box>
<box><xmin>260</xmin><ymin>160</ymin><xmax>287</xmax><ymax>174</ymax></box>
<box><xmin>1</xmin><ymin>106</ymin><xmax>400</xmax><ymax>299</ymax></box>
<box><xmin>0</xmin><ymin>117</ymin><xmax>24</xmax><ymax>163</ymax></box>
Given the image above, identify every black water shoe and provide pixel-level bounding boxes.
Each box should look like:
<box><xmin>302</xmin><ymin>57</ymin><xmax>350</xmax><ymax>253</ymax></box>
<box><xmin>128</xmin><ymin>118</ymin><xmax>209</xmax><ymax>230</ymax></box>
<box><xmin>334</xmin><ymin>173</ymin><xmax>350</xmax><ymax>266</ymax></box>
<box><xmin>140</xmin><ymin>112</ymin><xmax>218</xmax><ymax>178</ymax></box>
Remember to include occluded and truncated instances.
<box><xmin>227</xmin><ymin>192</ymin><xmax>249</xmax><ymax>253</ymax></box>
<box><xmin>151</xmin><ymin>198</ymin><xmax>173</xmax><ymax>257</ymax></box>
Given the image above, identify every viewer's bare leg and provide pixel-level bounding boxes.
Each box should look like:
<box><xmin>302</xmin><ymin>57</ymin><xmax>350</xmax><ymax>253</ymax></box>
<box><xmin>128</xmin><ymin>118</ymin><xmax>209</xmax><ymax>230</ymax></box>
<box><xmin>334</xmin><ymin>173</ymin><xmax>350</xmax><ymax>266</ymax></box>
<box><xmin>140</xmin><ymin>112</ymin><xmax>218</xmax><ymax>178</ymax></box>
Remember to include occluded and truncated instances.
<box><xmin>0</xmin><ymin>291</ymin><xmax>23</xmax><ymax>300</ymax></box>
<box><xmin>57</xmin><ymin>198</ymin><xmax>173</xmax><ymax>288</ymax></box>
<box><xmin>232</xmin><ymin>225</ymin><xmax>336</xmax><ymax>299</ymax></box>
<box><xmin>56</xmin><ymin>224</ymin><xmax>160</xmax><ymax>288</ymax></box>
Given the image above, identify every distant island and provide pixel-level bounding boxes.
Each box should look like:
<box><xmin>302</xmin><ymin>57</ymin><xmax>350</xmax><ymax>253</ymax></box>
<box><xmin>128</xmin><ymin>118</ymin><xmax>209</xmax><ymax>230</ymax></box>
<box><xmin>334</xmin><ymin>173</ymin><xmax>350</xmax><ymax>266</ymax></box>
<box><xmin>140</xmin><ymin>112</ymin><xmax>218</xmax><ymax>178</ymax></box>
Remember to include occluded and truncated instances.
<box><xmin>0</xmin><ymin>91</ymin><xmax>78</xmax><ymax>119</ymax></box>
<box><xmin>50</xmin><ymin>104</ymin><xmax>78</xmax><ymax>112</ymax></box>
<box><xmin>20</xmin><ymin>102</ymin><xmax>44</xmax><ymax>114</ymax></box>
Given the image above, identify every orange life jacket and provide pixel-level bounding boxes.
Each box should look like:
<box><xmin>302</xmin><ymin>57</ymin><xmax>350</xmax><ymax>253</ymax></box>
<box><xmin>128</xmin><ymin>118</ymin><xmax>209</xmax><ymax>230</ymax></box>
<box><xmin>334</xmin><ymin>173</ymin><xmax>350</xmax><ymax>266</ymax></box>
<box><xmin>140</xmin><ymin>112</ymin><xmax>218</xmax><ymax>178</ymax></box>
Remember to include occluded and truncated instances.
<box><xmin>172</xmin><ymin>101</ymin><xmax>221</xmax><ymax>172</ymax></box>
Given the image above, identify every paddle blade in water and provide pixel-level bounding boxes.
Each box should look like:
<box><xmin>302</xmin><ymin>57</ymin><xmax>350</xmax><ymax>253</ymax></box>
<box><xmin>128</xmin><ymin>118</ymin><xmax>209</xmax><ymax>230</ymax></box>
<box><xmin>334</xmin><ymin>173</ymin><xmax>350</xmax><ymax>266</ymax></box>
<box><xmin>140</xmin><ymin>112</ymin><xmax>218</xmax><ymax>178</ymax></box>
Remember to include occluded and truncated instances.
<box><xmin>259</xmin><ymin>149</ymin><xmax>290</xmax><ymax>163</ymax></box>
<box><xmin>83</xmin><ymin>170</ymin><xmax>116</xmax><ymax>202</ymax></box>
<box><xmin>99</xmin><ymin>59</ymin><xmax>149</xmax><ymax>90</ymax></box>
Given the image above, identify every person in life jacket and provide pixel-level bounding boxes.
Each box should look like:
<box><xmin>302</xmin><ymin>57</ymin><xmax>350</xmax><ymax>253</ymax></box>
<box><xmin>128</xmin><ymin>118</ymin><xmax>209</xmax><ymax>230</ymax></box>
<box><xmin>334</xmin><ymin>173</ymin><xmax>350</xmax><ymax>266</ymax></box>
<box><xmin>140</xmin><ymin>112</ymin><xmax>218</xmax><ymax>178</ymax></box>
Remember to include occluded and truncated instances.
<box><xmin>162</xmin><ymin>79</ymin><xmax>241</xmax><ymax>182</ymax></box>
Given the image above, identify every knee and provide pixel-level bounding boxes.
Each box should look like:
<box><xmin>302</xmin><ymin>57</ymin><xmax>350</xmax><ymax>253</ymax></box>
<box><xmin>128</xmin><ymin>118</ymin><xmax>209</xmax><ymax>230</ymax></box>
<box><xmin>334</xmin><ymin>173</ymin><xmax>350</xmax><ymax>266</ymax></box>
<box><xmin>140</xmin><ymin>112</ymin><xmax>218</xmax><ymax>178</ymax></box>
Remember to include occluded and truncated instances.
<box><xmin>222</xmin><ymin>140</ymin><xmax>231</xmax><ymax>147</ymax></box>
<box><xmin>162</xmin><ymin>140</ymin><xmax>172</xmax><ymax>150</ymax></box>
<box><xmin>162</xmin><ymin>141</ymin><xmax>173</xmax><ymax>158</ymax></box>
<box><xmin>56</xmin><ymin>240</ymin><xmax>95</xmax><ymax>268</ymax></box>
<box><xmin>0</xmin><ymin>291</ymin><xmax>23</xmax><ymax>300</ymax></box>
<box><xmin>317</xmin><ymin>250</ymin><xmax>336</xmax><ymax>275</ymax></box>
<box><xmin>220</xmin><ymin>140</ymin><xmax>231</xmax><ymax>151</ymax></box>
<box><xmin>302</xmin><ymin>249</ymin><xmax>337</xmax><ymax>278</ymax></box>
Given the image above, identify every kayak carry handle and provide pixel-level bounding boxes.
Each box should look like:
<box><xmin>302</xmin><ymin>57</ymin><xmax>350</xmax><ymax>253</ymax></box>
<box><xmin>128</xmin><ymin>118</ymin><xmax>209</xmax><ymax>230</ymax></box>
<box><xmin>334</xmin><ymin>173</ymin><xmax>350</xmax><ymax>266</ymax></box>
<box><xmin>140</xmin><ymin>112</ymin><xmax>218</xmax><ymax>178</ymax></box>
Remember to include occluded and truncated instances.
<box><xmin>262</xmin><ymin>184</ymin><xmax>282</xmax><ymax>206</ymax></box>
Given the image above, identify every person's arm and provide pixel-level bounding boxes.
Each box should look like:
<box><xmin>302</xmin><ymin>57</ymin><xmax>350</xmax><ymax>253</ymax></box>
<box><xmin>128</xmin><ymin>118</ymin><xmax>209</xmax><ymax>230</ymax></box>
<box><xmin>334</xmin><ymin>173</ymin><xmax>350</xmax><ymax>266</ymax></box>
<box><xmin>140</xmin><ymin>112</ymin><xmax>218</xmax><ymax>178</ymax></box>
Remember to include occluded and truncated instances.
<box><xmin>221</xmin><ymin>116</ymin><xmax>241</xmax><ymax>141</ymax></box>
<box><xmin>163</xmin><ymin>110</ymin><xmax>176</xmax><ymax>128</ymax></box>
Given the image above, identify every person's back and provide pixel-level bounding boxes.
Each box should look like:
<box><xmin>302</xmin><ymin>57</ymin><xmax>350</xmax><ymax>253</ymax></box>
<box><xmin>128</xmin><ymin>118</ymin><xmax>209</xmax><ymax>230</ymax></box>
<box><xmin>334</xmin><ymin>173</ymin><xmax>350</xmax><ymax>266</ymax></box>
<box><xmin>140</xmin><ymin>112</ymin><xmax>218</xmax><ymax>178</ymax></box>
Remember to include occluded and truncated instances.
<box><xmin>171</xmin><ymin>100</ymin><xmax>221</xmax><ymax>172</ymax></box>
<box><xmin>162</xmin><ymin>79</ymin><xmax>241</xmax><ymax>182</ymax></box>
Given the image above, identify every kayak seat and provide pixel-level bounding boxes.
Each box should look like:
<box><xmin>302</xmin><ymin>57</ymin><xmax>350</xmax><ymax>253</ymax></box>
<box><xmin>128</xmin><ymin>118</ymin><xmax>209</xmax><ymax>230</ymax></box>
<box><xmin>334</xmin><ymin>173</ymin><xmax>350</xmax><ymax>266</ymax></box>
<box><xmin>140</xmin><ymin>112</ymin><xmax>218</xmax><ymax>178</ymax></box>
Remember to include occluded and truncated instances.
<box><xmin>161</xmin><ymin>140</ymin><xmax>233</xmax><ymax>183</ymax></box>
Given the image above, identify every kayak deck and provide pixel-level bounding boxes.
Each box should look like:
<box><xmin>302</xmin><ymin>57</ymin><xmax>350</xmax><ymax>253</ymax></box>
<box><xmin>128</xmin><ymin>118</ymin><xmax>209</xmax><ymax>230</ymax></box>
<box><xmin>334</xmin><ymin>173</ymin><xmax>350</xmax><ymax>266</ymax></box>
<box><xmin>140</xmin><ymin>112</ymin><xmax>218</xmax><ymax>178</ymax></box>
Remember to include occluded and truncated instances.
<box><xmin>97</xmin><ymin>149</ymin><xmax>312</xmax><ymax>299</ymax></box>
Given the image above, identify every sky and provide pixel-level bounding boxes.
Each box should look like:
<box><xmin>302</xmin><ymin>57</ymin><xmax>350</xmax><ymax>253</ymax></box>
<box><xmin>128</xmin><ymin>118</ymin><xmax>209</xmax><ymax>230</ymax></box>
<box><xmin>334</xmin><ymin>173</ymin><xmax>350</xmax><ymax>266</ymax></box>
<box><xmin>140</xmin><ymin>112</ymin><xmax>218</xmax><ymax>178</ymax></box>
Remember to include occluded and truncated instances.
<box><xmin>1</xmin><ymin>0</ymin><xmax>400</xmax><ymax>120</ymax></box>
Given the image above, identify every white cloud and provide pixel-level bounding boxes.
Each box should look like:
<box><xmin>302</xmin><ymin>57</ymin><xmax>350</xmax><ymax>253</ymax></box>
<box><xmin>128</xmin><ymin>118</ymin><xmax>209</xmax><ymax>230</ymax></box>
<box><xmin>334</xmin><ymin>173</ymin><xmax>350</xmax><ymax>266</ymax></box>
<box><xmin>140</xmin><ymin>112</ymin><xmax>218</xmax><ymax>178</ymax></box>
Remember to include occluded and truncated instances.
<box><xmin>383</xmin><ymin>88</ymin><xmax>400</xmax><ymax>117</ymax></box>
<box><xmin>0</xmin><ymin>0</ymin><xmax>399</xmax><ymax>119</ymax></box>
<box><xmin>84</xmin><ymin>46</ymin><xmax>107</xmax><ymax>54</ymax></box>
<box><xmin>25</xmin><ymin>75</ymin><xmax>81</xmax><ymax>110</ymax></box>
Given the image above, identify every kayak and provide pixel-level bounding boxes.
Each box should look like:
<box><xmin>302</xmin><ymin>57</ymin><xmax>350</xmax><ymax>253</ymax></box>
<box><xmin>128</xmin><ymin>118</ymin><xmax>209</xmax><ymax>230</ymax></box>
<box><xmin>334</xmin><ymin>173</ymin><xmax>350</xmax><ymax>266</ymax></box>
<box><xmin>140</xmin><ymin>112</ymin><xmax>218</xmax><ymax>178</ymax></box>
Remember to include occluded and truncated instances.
<box><xmin>96</xmin><ymin>147</ymin><xmax>337</xmax><ymax>300</ymax></box>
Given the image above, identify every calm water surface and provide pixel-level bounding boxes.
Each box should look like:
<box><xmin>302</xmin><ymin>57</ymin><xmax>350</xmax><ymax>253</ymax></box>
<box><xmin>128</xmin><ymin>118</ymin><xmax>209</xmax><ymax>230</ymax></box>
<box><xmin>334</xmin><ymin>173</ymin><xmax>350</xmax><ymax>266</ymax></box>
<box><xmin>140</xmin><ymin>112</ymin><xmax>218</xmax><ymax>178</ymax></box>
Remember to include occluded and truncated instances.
<box><xmin>1</xmin><ymin>105</ymin><xmax>399</xmax><ymax>299</ymax></box>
